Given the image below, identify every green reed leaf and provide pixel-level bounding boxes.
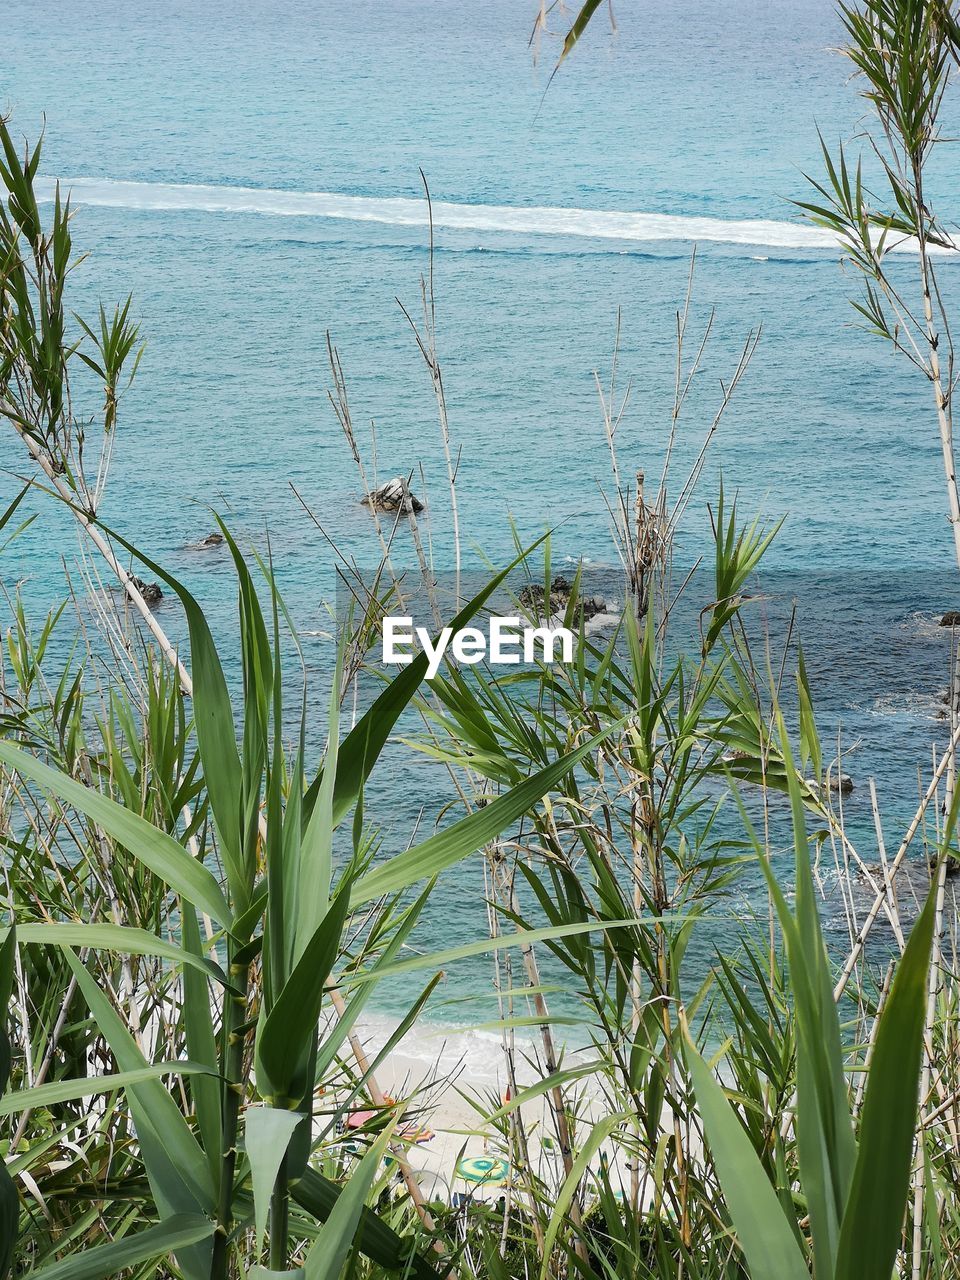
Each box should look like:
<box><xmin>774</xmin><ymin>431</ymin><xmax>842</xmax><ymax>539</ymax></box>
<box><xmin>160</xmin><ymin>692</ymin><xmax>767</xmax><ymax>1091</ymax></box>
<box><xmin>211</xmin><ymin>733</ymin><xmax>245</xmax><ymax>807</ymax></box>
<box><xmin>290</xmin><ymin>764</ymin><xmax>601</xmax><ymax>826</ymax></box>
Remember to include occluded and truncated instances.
<box><xmin>303</xmin><ymin>1122</ymin><xmax>397</xmax><ymax>1280</ymax></box>
<box><xmin>256</xmin><ymin>880</ymin><xmax>350</xmax><ymax>1104</ymax></box>
<box><xmin>685</xmin><ymin>1032</ymin><xmax>809</xmax><ymax>1280</ymax></box>
<box><xmin>0</xmin><ymin>1062</ymin><xmax>215</xmax><ymax>1117</ymax></box>
<box><xmin>290</xmin><ymin>1168</ymin><xmax>440</xmax><ymax>1280</ymax></box>
<box><xmin>63</xmin><ymin>950</ymin><xmax>216</xmax><ymax>1247</ymax></box>
<box><xmin>351</xmin><ymin>718</ymin><xmax>623</xmax><ymax>905</ymax></box>
<box><xmin>8</xmin><ymin>922</ymin><xmax>228</xmax><ymax>985</ymax></box>
<box><xmin>835</xmin><ymin>878</ymin><xmax>938</xmax><ymax>1280</ymax></box>
<box><xmin>86</xmin><ymin>519</ymin><xmax>248</xmax><ymax>905</ymax></box>
<box><xmin>0</xmin><ymin>740</ymin><xmax>231</xmax><ymax>928</ymax></box>
<box><xmin>28</xmin><ymin>1214</ymin><xmax>215</xmax><ymax>1280</ymax></box>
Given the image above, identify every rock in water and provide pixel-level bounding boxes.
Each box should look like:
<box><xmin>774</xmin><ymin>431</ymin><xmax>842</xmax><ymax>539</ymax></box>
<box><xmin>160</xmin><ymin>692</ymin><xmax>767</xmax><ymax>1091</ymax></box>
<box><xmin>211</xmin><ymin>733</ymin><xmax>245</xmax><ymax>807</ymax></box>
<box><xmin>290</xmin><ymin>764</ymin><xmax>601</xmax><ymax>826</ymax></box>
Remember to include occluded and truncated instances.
<box><xmin>197</xmin><ymin>532</ymin><xmax>225</xmax><ymax>548</ymax></box>
<box><xmin>361</xmin><ymin>477</ymin><xmax>424</xmax><ymax>514</ymax></box>
<box><xmin>518</xmin><ymin>575</ymin><xmax>607</xmax><ymax>621</ymax></box>
<box><xmin>941</xmin><ymin>611</ymin><xmax>960</xmax><ymax>627</ymax></box>
<box><xmin>130</xmin><ymin>575</ymin><xmax>163</xmax><ymax>605</ymax></box>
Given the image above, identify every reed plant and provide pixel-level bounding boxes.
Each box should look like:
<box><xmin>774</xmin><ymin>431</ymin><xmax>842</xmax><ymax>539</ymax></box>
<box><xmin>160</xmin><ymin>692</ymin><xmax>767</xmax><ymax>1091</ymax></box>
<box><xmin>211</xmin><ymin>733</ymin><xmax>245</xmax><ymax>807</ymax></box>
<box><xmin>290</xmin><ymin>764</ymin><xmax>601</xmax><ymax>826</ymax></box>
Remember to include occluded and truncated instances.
<box><xmin>3</xmin><ymin>7</ymin><xmax>960</xmax><ymax>1270</ymax></box>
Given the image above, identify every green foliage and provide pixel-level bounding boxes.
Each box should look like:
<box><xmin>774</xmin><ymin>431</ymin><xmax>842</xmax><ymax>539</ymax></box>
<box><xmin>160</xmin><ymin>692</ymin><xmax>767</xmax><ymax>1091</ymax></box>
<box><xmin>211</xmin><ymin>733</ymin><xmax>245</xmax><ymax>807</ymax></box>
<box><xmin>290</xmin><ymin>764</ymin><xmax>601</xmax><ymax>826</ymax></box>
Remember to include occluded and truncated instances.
<box><xmin>0</xmin><ymin>928</ymin><xmax>18</xmax><ymax>1280</ymax></box>
<box><xmin>0</xmin><ymin>117</ymin><xmax>142</xmax><ymax>499</ymax></box>
<box><xmin>834</xmin><ymin>880</ymin><xmax>936</xmax><ymax>1279</ymax></box>
<box><xmin>27</xmin><ymin>1216</ymin><xmax>216</xmax><ymax>1280</ymax></box>
<box><xmin>684</xmin><ymin>1040</ymin><xmax>808</xmax><ymax>1280</ymax></box>
<box><xmin>687</xmin><ymin>712</ymin><xmax>943</xmax><ymax>1280</ymax></box>
<box><xmin>4</xmin><ymin>31</ymin><xmax>960</xmax><ymax>1273</ymax></box>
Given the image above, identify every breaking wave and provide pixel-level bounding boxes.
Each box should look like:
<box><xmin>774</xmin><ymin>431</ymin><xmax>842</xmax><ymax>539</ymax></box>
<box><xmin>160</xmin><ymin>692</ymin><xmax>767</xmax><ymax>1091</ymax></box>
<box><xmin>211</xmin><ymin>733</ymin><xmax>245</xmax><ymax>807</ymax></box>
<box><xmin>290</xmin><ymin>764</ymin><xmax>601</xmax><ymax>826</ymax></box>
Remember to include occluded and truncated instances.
<box><xmin>34</xmin><ymin>175</ymin><xmax>952</xmax><ymax>254</ymax></box>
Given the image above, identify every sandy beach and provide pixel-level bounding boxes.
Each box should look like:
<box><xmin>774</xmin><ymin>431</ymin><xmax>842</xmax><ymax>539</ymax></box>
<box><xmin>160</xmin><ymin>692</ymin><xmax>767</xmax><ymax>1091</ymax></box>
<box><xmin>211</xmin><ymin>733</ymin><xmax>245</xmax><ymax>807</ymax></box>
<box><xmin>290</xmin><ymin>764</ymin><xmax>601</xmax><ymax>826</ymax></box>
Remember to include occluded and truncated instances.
<box><xmin>330</xmin><ymin>1013</ymin><xmax>637</xmax><ymax>1207</ymax></box>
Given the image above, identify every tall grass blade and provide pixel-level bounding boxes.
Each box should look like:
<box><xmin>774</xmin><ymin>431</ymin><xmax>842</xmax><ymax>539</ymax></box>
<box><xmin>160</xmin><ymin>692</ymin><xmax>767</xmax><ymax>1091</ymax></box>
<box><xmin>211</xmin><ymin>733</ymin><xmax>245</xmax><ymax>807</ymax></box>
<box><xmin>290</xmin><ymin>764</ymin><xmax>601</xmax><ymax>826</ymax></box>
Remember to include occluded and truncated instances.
<box><xmin>351</xmin><ymin>719</ymin><xmax>623</xmax><ymax>904</ymax></box>
<box><xmin>63</xmin><ymin>951</ymin><xmax>215</xmax><ymax>1280</ymax></box>
<box><xmin>539</xmin><ymin>1111</ymin><xmax>626</xmax><ymax>1279</ymax></box>
<box><xmin>0</xmin><ymin>1062</ymin><xmax>215</xmax><ymax>1117</ymax></box>
<box><xmin>296</xmin><ymin>641</ymin><xmax>343</xmax><ymax>960</ymax></box>
<box><xmin>834</xmin><ymin>880</ymin><xmax>938</xmax><ymax>1280</ymax></box>
<box><xmin>777</xmin><ymin>712</ymin><xmax>856</xmax><ymax>1277</ymax></box>
<box><xmin>302</xmin><ymin>1123</ymin><xmax>397</xmax><ymax>1279</ymax></box>
<box><xmin>181</xmin><ymin>907</ymin><xmax>223</xmax><ymax>1189</ymax></box>
<box><xmin>255</xmin><ymin>880</ymin><xmax>350</xmax><ymax>1103</ymax></box>
<box><xmin>558</xmin><ymin>0</ymin><xmax>604</xmax><ymax>65</ymax></box>
<box><xmin>7</xmin><ymin>922</ymin><xmax>228</xmax><ymax>984</ymax></box>
<box><xmin>82</xmin><ymin>520</ymin><xmax>247</xmax><ymax>900</ymax></box>
<box><xmin>0</xmin><ymin>741</ymin><xmax>231</xmax><ymax>927</ymax></box>
<box><xmin>290</xmin><ymin>1169</ymin><xmax>441</xmax><ymax>1280</ymax></box>
<box><xmin>27</xmin><ymin>1214</ymin><xmax>215</xmax><ymax>1280</ymax></box>
<box><xmin>0</xmin><ymin>927</ymin><xmax>17</xmax><ymax>1280</ymax></box>
<box><xmin>685</xmin><ymin>1032</ymin><xmax>809</xmax><ymax>1280</ymax></box>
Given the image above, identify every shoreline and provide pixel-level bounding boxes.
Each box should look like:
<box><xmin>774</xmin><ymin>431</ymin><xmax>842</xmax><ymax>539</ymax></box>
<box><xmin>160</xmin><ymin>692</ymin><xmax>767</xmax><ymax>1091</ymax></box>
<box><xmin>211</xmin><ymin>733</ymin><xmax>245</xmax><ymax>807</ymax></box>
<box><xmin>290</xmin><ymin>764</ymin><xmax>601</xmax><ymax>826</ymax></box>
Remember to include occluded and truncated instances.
<box><xmin>324</xmin><ymin>1011</ymin><xmax>624</xmax><ymax>1203</ymax></box>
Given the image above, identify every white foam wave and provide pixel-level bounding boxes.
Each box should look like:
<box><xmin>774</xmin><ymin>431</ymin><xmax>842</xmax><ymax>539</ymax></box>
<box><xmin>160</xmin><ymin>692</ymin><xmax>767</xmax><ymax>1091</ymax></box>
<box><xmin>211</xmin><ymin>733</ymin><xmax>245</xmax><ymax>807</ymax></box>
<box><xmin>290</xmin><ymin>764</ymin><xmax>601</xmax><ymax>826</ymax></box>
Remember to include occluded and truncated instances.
<box><xmin>906</xmin><ymin>609</ymin><xmax>951</xmax><ymax>639</ymax></box>
<box><xmin>863</xmin><ymin>690</ymin><xmax>946</xmax><ymax>721</ymax></box>
<box><xmin>33</xmin><ymin>175</ymin><xmax>946</xmax><ymax>254</ymax></box>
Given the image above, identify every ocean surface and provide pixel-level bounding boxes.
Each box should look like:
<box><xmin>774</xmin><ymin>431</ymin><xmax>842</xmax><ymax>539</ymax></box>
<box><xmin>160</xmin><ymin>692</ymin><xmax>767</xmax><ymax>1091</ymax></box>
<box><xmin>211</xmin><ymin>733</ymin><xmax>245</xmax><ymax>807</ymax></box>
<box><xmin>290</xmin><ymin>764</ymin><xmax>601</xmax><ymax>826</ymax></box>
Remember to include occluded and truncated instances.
<box><xmin>4</xmin><ymin>0</ymin><xmax>960</xmax><ymax>1022</ymax></box>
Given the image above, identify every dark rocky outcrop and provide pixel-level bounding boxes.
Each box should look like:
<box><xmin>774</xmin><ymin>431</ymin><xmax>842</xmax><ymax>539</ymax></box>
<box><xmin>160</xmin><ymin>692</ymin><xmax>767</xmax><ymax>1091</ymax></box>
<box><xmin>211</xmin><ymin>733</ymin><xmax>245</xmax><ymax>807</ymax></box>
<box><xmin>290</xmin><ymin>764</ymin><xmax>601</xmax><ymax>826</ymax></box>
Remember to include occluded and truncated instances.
<box><xmin>940</xmin><ymin>611</ymin><xmax>960</xmax><ymax>626</ymax></box>
<box><xmin>825</xmin><ymin>769</ymin><xmax>854</xmax><ymax>795</ymax></box>
<box><xmin>927</xmin><ymin>853</ymin><xmax>960</xmax><ymax>877</ymax></box>
<box><xmin>361</xmin><ymin>478</ymin><xmax>424</xmax><ymax>515</ymax></box>
<box><xmin>518</xmin><ymin>575</ymin><xmax>608</xmax><ymax>622</ymax></box>
<box><xmin>130</xmin><ymin>576</ymin><xmax>163</xmax><ymax>605</ymax></box>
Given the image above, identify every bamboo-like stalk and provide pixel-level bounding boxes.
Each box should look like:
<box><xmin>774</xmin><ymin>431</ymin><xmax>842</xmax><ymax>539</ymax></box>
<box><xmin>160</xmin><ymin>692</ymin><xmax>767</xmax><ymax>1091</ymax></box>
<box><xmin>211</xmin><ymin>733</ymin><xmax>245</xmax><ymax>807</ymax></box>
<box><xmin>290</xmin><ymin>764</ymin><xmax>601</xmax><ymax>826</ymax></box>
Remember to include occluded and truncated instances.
<box><xmin>869</xmin><ymin>779</ymin><xmax>905</xmax><ymax>955</ymax></box>
<box><xmin>914</xmin><ymin>158</ymin><xmax>960</xmax><ymax>571</ymax></box>
<box><xmin>332</xmin><ymin>1002</ymin><xmax>438</xmax><ymax>1235</ymax></box>
<box><xmin>482</xmin><ymin>834</ymin><xmax>581</xmax><ymax>1259</ymax></box>
<box><xmin>482</xmin><ymin>851</ymin><xmax>547</xmax><ymax>1256</ymax></box>
<box><xmin>913</xmin><ymin>853</ymin><xmax>948</xmax><ymax>1278</ymax></box>
<box><xmin>912</xmin><ymin>646</ymin><xmax>958</xmax><ymax>1279</ymax></box>
<box><xmin>833</xmin><ymin>715</ymin><xmax>960</xmax><ymax>1001</ymax></box>
<box><xmin>397</xmin><ymin>174</ymin><xmax>462</xmax><ymax>607</ymax></box>
<box><xmin>11</xmin><ymin>421</ymin><xmax>191</xmax><ymax>689</ymax></box>
<box><xmin>909</xmin><ymin>176</ymin><xmax>959</xmax><ymax>1265</ymax></box>
<box><xmin>210</xmin><ymin>946</ymin><xmax>249</xmax><ymax>1280</ymax></box>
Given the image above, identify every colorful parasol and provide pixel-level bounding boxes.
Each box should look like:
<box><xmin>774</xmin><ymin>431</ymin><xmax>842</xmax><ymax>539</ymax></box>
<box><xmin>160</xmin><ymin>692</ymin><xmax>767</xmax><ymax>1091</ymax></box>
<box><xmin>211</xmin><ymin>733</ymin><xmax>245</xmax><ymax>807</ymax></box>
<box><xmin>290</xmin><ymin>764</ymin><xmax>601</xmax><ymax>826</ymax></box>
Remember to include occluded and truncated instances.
<box><xmin>455</xmin><ymin>1155</ymin><xmax>509</xmax><ymax>1185</ymax></box>
<box><xmin>346</xmin><ymin>1109</ymin><xmax>377</xmax><ymax>1130</ymax></box>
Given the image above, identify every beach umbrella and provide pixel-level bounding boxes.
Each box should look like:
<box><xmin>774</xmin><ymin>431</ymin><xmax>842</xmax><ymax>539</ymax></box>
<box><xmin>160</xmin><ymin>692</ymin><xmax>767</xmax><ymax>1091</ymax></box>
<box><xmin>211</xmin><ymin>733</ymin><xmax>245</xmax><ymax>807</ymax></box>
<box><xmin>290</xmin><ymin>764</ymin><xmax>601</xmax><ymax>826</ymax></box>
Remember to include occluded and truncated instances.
<box><xmin>399</xmin><ymin>1122</ymin><xmax>435</xmax><ymax>1144</ymax></box>
<box><xmin>455</xmin><ymin>1155</ymin><xmax>509</xmax><ymax>1186</ymax></box>
<box><xmin>346</xmin><ymin>1095</ymin><xmax>397</xmax><ymax>1130</ymax></box>
<box><xmin>346</xmin><ymin>1109</ymin><xmax>377</xmax><ymax>1130</ymax></box>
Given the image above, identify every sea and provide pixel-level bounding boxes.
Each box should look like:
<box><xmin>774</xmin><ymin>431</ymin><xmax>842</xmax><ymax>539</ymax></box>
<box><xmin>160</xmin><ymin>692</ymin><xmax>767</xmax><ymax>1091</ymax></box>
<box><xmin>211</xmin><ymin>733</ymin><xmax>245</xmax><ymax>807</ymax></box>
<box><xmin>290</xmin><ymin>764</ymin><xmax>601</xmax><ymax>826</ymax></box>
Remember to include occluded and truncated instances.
<box><xmin>3</xmin><ymin>0</ymin><xmax>960</xmax><ymax>1025</ymax></box>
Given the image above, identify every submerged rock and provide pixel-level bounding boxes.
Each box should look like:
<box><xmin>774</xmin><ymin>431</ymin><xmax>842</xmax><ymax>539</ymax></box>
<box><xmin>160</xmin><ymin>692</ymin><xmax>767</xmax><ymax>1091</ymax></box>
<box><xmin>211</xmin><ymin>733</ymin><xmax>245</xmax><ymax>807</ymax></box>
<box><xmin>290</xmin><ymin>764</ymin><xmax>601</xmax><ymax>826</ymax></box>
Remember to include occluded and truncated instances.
<box><xmin>361</xmin><ymin>477</ymin><xmax>424</xmax><ymax>515</ymax></box>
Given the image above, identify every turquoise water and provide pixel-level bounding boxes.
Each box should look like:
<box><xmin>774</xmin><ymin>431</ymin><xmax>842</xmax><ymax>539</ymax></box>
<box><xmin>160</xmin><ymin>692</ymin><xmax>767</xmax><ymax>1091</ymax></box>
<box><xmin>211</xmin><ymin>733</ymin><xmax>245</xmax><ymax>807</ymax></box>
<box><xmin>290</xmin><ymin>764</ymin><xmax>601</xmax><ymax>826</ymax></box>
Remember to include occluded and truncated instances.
<box><xmin>4</xmin><ymin>1</ymin><xmax>960</xmax><ymax>1016</ymax></box>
